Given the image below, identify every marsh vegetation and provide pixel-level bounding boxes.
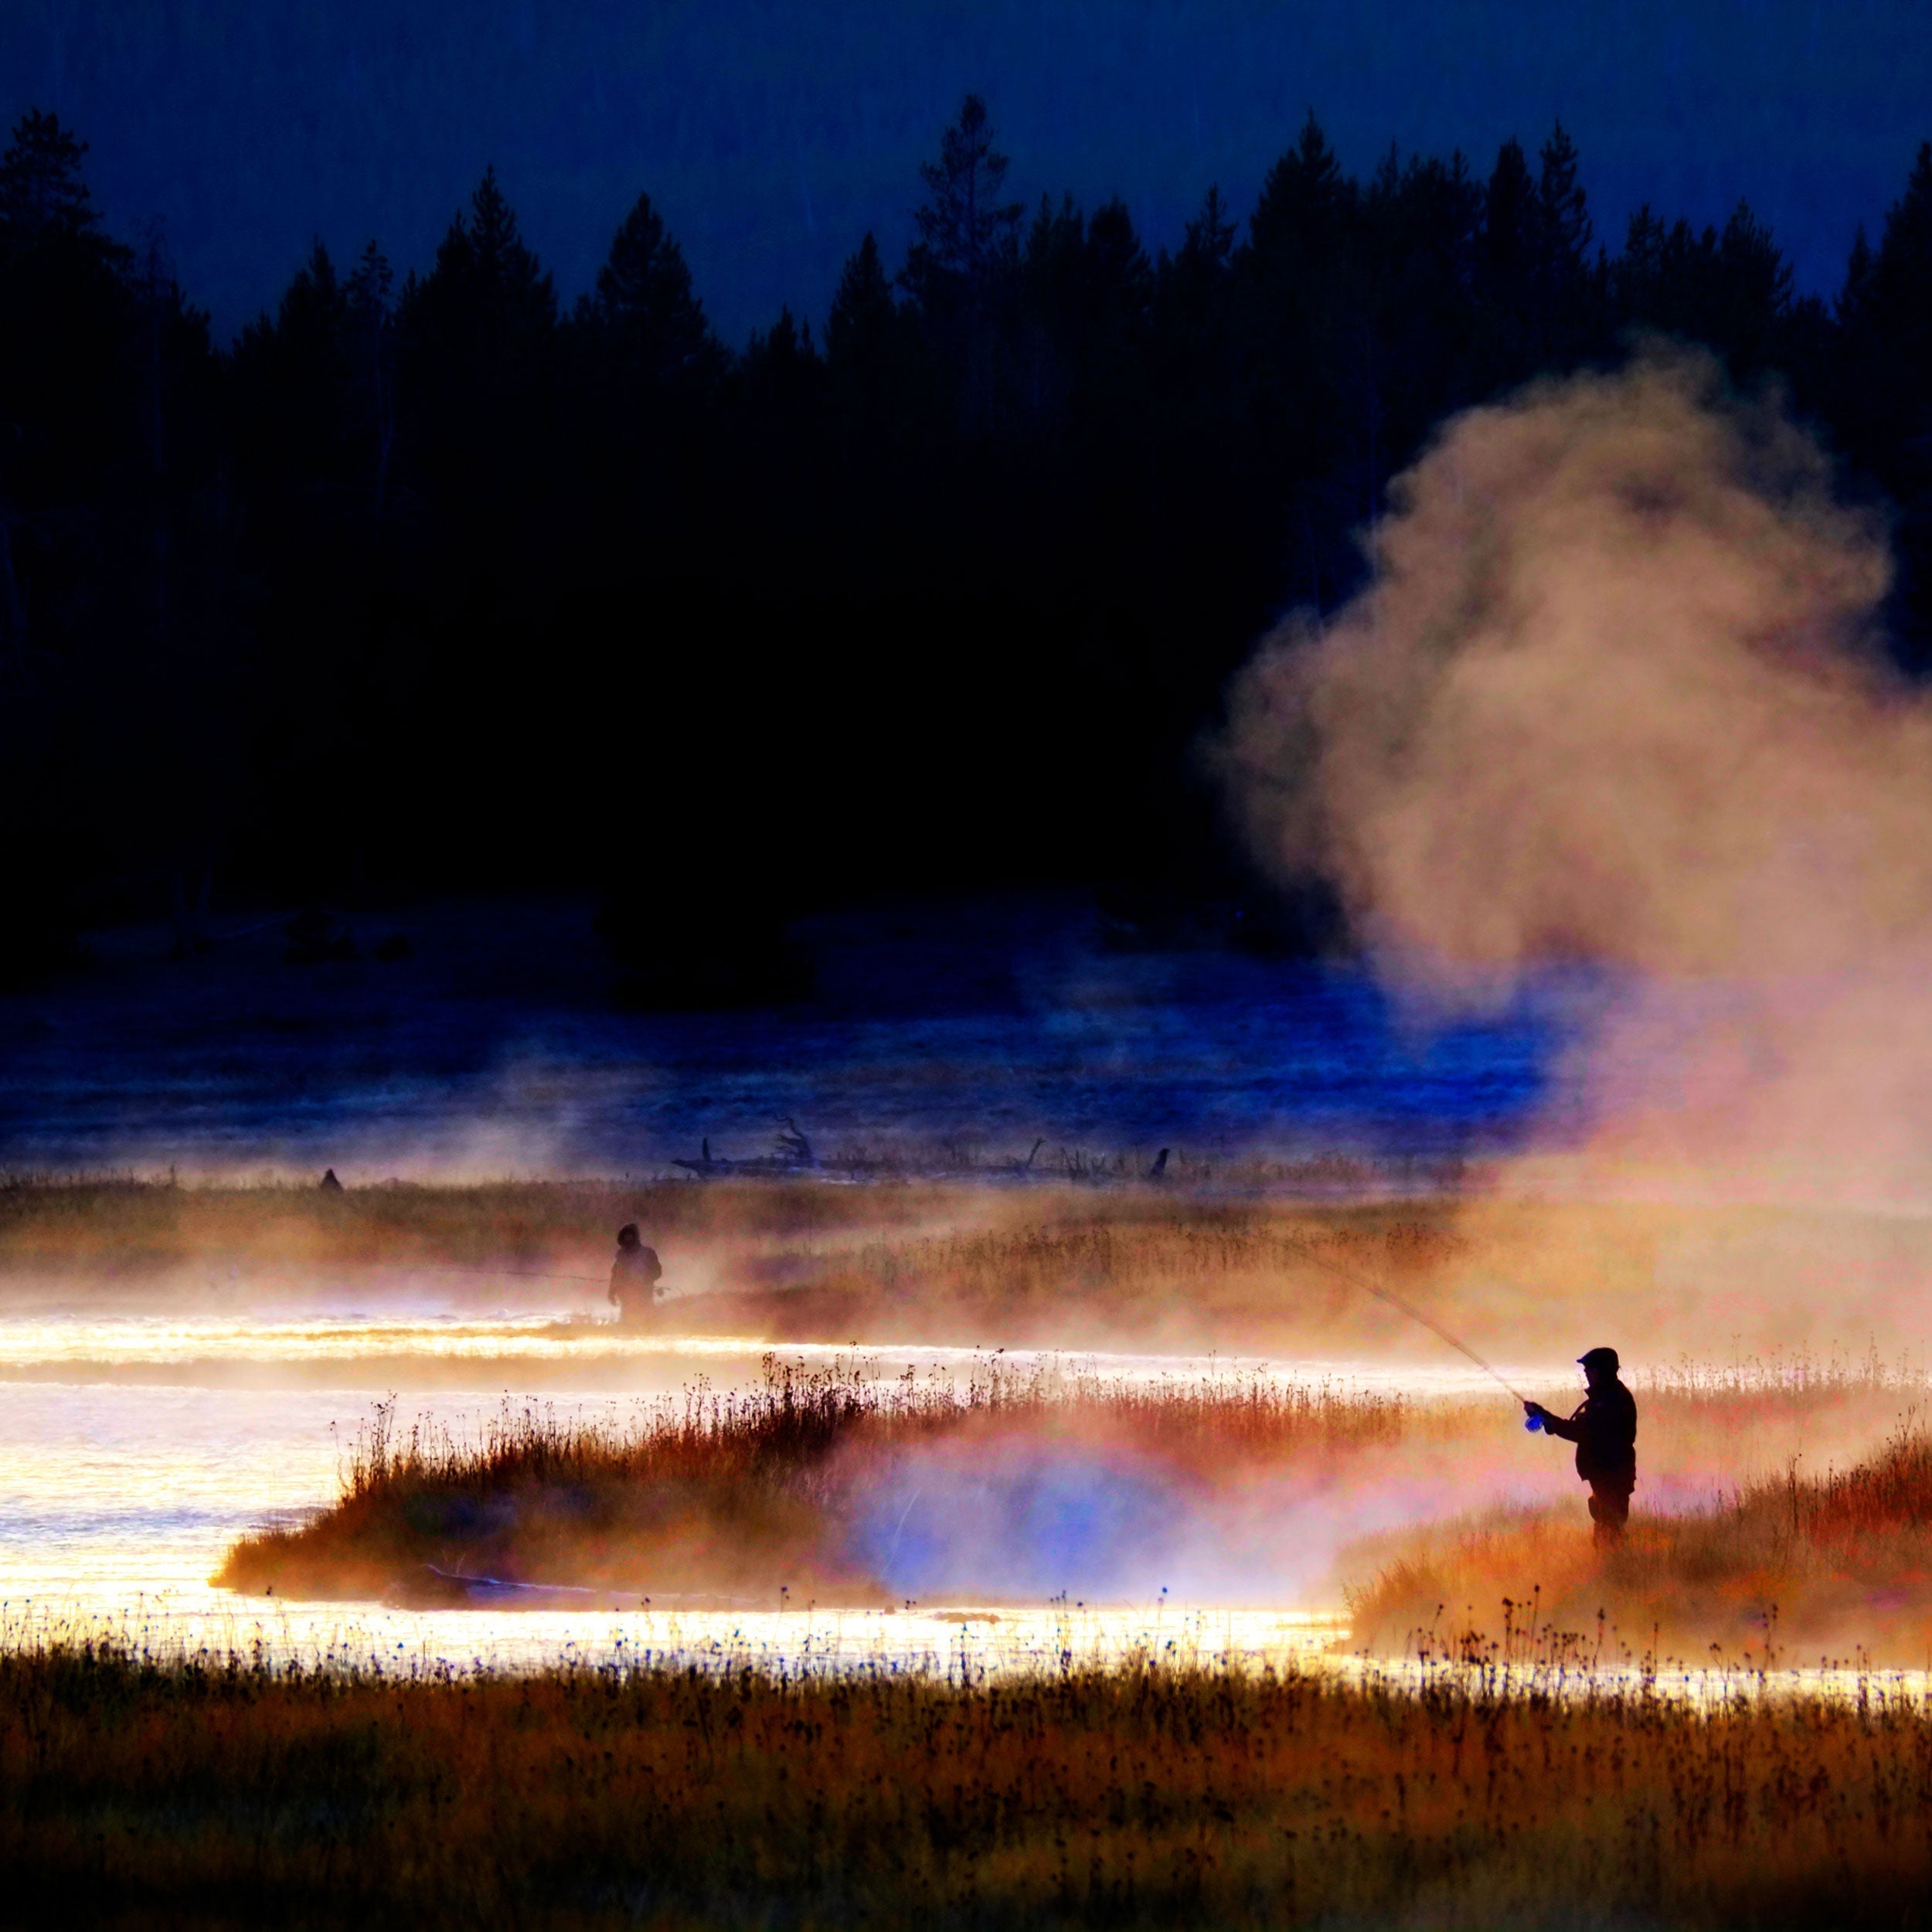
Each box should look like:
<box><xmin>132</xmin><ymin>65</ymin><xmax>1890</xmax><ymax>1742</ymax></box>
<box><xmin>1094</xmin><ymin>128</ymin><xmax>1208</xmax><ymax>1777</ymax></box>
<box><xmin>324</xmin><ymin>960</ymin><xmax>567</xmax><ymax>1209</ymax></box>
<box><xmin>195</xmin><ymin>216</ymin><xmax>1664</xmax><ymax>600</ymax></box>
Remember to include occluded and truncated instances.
<box><xmin>215</xmin><ymin>1357</ymin><xmax>1412</xmax><ymax>1604</ymax></box>
<box><xmin>8</xmin><ymin>1174</ymin><xmax>1929</xmax><ymax>1360</ymax></box>
<box><xmin>216</xmin><ymin>1345</ymin><xmax>1932</xmax><ymax>1658</ymax></box>
<box><xmin>1351</xmin><ymin>1409</ymin><xmax>1932</xmax><ymax>1669</ymax></box>
<box><xmin>5</xmin><ymin>1635</ymin><xmax>1931</xmax><ymax>1928</ymax></box>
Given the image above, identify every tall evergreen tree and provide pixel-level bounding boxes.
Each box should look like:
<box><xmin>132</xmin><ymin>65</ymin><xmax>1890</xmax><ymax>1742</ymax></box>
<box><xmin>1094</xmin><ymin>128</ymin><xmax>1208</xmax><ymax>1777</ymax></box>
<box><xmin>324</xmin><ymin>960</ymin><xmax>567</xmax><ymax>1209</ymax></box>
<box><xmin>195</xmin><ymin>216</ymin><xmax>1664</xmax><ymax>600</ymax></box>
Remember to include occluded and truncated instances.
<box><xmin>1536</xmin><ymin>123</ymin><xmax>1592</xmax><ymax>266</ymax></box>
<box><xmin>1481</xmin><ymin>138</ymin><xmax>1538</xmax><ymax>291</ymax></box>
<box><xmin>589</xmin><ymin>191</ymin><xmax>716</xmax><ymax>386</ymax></box>
<box><xmin>1866</xmin><ymin>142</ymin><xmax>1932</xmax><ymax>368</ymax></box>
<box><xmin>346</xmin><ymin>240</ymin><xmax>397</xmax><ymax>518</ymax></box>
<box><xmin>0</xmin><ymin>109</ymin><xmax>119</xmax><ymax>255</ymax></box>
<box><xmin>900</xmin><ymin>94</ymin><xmax>1024</xmax><ymax>311</ymax></box>
<box><xmin>1179</xmin><ymin>185</ymin><xmax>1238</xmax><ymax>279</ymax></box>
<box><xmin>399</xmin><ymin>168</ymin><xmax>560</xmax><ymax>529</ymax></box>
<box><xmin>1245</xmin><ymin>112</ymin><xmax>1354</xmax><ymax>282</ymax></box>
<box><xmin>826</xmin><ymin>231</ymin><xmax>897</xmax><ymax>370</ymax></box>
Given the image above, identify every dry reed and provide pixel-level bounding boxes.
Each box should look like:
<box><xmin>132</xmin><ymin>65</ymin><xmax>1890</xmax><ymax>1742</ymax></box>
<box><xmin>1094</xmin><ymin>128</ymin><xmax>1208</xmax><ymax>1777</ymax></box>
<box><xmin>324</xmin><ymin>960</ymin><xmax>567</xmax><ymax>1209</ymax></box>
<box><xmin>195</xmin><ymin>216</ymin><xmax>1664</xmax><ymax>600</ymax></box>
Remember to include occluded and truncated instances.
<box><xmin>1351</xmin><ymin>1403</ymin><xmax>1932</xmax><ymax>1668</ymax></box>
<box><xmin>217</xmin><ymin>1356</ymin><xmax>1410</xmax><ymax>1604</ymax></box>
<box><xmin>3</xmin><ymin>1636</ymin><xmax>1931</xmax><ymax>1927</ymax></box>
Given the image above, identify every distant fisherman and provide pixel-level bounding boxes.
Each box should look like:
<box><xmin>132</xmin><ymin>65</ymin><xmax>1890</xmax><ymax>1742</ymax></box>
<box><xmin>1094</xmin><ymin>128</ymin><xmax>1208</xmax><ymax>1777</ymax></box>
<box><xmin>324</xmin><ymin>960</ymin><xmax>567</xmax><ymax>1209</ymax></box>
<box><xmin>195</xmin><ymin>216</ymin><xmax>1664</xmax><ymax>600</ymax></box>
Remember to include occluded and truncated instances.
<box><xmin>1524</xmin><ymin>1347</ymin><xmax>1638</xmax><ymax>1548</ymax></box>
<box><xmin>607</xmin><ymin>1223</ymin><xmax>663</xmax><ymax>1325</ymax></box>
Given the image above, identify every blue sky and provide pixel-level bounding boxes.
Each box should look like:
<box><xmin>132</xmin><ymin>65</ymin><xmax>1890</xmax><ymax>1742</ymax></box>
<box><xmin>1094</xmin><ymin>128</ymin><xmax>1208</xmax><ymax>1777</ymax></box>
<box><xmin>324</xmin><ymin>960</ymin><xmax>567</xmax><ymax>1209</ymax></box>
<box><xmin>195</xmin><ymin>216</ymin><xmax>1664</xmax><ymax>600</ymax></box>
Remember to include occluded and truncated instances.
<box><xmin>4</xmin><ymin>1</ymin><xmax>1926</xmax><ymax>345</ymax></box>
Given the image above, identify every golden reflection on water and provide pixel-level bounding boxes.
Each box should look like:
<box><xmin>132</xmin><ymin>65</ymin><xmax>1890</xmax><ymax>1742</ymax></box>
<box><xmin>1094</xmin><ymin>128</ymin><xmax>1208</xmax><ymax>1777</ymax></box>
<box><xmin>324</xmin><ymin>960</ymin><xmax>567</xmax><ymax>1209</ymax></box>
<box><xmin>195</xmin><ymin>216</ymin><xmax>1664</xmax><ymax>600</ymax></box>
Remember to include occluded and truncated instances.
<box><xmin>0</xmin><ymin>1293</ymin><xmax>1563</xmax><ymax>1674</ymax></box>
<box><xmin>0</xmin><ymin>1306</ymin><xmax>1539</xmax><ymax>1386</ymax></box>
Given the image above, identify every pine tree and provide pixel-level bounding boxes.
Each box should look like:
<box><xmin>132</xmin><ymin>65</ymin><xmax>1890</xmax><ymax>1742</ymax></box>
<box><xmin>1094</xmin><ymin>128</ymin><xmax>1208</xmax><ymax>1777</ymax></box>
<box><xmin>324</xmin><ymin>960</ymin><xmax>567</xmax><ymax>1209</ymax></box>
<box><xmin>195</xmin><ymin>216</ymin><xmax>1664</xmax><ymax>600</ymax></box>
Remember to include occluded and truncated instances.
<box><xmin>1536</xmin><ymin>122</ymin><xmax>1592</xmax><ymax>266</ymax></box>
<box><xmin>1716</xmin><ymin>202</ymin><xmax>1792</xmax><ymax>319</ymax></box>
<box><xmin>900</xmin><ymin>94</ymin><xmax>1023</xmax><ymax>309</ymax></box>
<box><xmin>826</xmin><ymin>231</ymin><xmax>897</xmax><ymax>370</ymax></box>
<box><xmin>1247</xmin><ymin>112</ymin><xmax>1353</xmax><ymax>277</ymax></box>
<box><xmin>347</xmin><ymin>241</ymin><xmax>397</xmax><ymax>516</ymax></box>
<box><xmin>1482</xmin><ymin>138</ymin><xmax>1538</xmax><ymax>284</ymax></box>
<box><xmin>0</xmin><ymin>109</ymin><xmax>114</xmax><ymax>252</ymax></box>
<box><xmin>396</xmin><ymin>166</ymin><xmax>561</xmax><ymax>573</ymax></box>
<box><xmin>1868</xmin><ymin>141</ymin><xmax>1932</xmax><ymax>366</ymax></box>
<box><xmin>1180</xmin><ymin>185</ymin><xmax>1237</xmax><ymax>277</ymax></box>
<box><xmin>592</xmin><ymin>191</ymin><xmax>714</xmax><ymax>385</ymax></box>
<box><xmin>1836</xmin><ymin>223</ymin><xmax>1874</xmax><ymax>328</ymax></box>
<box><xmin>423</xmin><ymin>167</ymin><xmax>556</xmax><ymax>342</ymax></box>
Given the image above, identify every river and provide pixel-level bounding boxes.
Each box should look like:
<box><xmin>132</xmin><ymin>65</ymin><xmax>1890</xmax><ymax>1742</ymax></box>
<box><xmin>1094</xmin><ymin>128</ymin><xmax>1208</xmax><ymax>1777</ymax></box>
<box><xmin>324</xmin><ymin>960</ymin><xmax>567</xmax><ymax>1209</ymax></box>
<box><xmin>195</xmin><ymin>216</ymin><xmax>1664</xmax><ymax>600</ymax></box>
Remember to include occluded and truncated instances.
<box><xmin>0</xmin><ymin>1283</ymin><xmax>1581</xmax><ymax>1675</ymax></box>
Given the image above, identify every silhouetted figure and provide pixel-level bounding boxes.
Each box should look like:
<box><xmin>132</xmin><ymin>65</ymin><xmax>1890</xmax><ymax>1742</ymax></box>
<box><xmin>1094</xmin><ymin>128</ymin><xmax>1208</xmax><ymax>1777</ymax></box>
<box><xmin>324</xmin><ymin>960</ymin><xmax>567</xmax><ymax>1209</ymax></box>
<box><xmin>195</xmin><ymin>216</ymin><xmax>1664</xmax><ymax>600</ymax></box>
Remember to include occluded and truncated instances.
<box><xmin>1526</xmin><ymin>1347</ymin><xmax>1638</xmax><ymax>1548</ymax></box>
<box><xmin>318</xmin><ymin>1168</ymin><xmax>343</xmax><ymax>1192</ymax></box>
<box><xmin>607</xmin><ymin>1223</ymin><xmax>662</xmax><ymax>1324</ymax></box>
<box><xmin>1148</xmin><ymin>1147</ymin><xmax>1170</xmax><ymax>1180</ymax></box>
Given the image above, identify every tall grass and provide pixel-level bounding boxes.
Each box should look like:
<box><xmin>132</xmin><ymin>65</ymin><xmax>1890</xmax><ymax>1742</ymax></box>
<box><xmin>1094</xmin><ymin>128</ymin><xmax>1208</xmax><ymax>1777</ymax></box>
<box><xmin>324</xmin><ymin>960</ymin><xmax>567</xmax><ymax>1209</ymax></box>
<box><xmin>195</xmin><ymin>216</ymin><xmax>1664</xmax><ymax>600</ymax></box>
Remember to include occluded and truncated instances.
<box><xmin>0</xmin><ymin>1175</ymin><xmax>1484</xmax><ymax>1347</ymax></box>
<box><xmin>220</xmin><ymin>1349</ymin><xmax>1929</xmax><ymax>1613</ymax></box>
<box><xmin>1350</xmin><ymin>1413</ymin><xmax>1932</xmax><ymax>1668</ymax></box>
<box><xmin>0</xmin><ymin>1173</ymin><xmax>961</xmax><ymax>1277</ymax></box>
<box><xmin>4</xmin><ymin>1637</ymin><xmax>1931</xmax><ymax>1927</ymax></box>
<box><xmin>11</xmin><ymin>1175</ymin><xmax>1932</xmax><ymax>1364</ymax></box>
<box><xmin>217</xmin><ymin>1358</ymin><xmax>1410</xmax><ymax>1604</ymax></box>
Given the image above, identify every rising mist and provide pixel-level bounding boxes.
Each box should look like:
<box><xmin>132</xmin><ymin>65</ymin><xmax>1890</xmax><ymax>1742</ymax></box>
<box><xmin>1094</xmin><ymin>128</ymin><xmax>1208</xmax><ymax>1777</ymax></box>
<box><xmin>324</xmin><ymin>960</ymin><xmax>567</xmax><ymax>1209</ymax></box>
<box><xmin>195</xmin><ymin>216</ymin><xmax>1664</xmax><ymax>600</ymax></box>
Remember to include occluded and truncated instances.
<box><xmin>1226</xmin><ymin>347</ymin><xmax>1932</xmax><ymax>1204</ymax></box>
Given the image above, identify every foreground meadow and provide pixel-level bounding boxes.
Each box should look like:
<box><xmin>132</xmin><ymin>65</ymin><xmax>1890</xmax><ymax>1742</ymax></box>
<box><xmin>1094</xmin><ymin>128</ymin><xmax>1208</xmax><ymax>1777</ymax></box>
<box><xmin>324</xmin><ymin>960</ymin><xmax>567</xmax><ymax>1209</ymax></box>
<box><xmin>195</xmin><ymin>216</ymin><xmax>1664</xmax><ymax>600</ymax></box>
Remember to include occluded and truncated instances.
<box><xmin>3</xmin><ymin>1638</ymin><xmax>1930</xmax><ymax>1928</ymax></box>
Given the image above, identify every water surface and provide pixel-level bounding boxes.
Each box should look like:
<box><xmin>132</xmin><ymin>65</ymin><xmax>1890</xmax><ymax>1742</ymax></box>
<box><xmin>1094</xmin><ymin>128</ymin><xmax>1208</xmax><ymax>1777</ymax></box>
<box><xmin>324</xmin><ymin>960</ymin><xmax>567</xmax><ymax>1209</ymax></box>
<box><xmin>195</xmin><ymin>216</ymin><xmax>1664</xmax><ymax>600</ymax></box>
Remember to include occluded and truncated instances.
<box><xmin>0</xmin><ymin>894</ymin><xmax>1568</xmax><ymax>1174</ymax></box>
<box><xmin>0</xmin><ymin>1286</ymin><xmax>1566</xmax><ymax>1672</ymax></box>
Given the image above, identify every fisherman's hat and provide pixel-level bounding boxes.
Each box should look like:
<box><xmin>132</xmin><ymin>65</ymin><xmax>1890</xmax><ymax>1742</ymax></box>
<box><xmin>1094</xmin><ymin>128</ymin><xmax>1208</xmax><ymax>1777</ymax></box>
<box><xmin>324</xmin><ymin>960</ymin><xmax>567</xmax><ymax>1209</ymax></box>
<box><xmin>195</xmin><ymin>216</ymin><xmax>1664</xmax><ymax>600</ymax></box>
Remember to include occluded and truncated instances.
<box><xmin>1578</xmin><ymin>1346</ymin><xmax>1620</xmax><ymax>1375</ymax></box>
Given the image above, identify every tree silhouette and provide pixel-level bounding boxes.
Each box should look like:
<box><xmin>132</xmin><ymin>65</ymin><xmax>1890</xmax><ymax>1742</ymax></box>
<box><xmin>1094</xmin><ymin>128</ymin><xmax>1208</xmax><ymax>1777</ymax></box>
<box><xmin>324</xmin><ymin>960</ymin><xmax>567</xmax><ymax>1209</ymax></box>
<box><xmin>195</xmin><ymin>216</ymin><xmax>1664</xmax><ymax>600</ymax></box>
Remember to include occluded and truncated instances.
<box><xmin>1865</xmin><ymin>142</ymin><xmax>1932</xmax><ymax>369</ymax></box>
<box><xmin>589</xmin><ymin>191</ymin><xmax>717</xmax><ymax>387</ymax></box>
<box><xmin>1247</xmin><ymin>113</ymin><xmax>1355</xmax><ymax>284</ymax></box>
<box><xmin>0</xmin><ymin>109</ymin><xmax>119</xmax><ymax>255</ymax></box>
<box><xmin>902</xmin><ymin>94</ymin><xmax>1024</xmax><ymax>310</ymax></box>
<box><xmin>827</xmin><ymin>231</ymin><xmax>896</xmax><ymax>369</ymax></box>
<box><xmin>1537</xmin><ymin>123</ymin><xmax>1592</xmax><ymax>265</ymax></box>
<box><xmin>2</xmin><ymin>95</ymin><xmax>1930</xmax><ymax>979</ymax></box>
<box><xmin>347</xmin><ymin>240</ymin><xmax>397</xmax><ymax>517</ymax></box>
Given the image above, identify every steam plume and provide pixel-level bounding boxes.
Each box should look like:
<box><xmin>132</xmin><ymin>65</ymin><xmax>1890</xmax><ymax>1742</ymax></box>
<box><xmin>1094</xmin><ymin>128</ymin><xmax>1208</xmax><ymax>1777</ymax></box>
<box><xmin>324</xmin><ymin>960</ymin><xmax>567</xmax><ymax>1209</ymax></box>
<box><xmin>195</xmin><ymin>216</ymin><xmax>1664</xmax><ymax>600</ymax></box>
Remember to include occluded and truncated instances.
<box><xmin>1226</xmin><ymin>349</ymin><xmax>1932</xmax><ymax>1200</ymax></box>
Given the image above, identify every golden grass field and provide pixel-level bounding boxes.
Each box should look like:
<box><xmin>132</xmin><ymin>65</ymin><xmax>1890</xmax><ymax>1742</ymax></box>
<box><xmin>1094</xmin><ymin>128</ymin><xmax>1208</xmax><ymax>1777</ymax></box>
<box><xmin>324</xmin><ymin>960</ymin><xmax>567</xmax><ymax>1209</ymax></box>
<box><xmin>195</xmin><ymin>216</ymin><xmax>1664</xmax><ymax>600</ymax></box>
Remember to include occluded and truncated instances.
<box><xmin>6</xmin><ymin>1171</ymin><xmax>1932</xmax><ymax>1359</ymax></box>
<box><xmin>4</xmin><ymin>1636</ymin><xmax>1931</xmax><ymax>1929</ymax></box>
<box><xmin>1349</xmin><ymin>1419</ymin><xmax>1932</xmax><ymax>1670</ymax></box>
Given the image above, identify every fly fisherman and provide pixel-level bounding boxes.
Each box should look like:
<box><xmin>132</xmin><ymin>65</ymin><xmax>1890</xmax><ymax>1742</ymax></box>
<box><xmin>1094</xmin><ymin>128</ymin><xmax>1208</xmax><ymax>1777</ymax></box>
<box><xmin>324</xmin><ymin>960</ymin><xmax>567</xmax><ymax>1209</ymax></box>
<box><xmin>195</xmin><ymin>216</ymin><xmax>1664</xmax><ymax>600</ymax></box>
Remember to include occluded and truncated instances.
<box><xmin>1524</xmin><ymin>1347</ymin><xmax>1638</xmax><ymax>1547</ymax></box>
<box><xmin>607</xmin><ymin>1223</ymin><xmax>663</xmax><ymax>1325</ymax></box>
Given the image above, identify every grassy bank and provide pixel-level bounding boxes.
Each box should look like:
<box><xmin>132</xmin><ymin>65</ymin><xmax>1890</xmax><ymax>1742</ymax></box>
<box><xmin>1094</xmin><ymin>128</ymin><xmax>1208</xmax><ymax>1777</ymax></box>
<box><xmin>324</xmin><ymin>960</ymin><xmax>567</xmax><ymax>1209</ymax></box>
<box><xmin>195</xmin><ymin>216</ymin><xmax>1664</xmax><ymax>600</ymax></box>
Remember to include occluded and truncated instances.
<box><xmin>5</xmin><ymin>1638</ymin><xmax>1932</xmax><ymax>1928</ymax></box>
<box><xmin>216</xmin><ymin>1357</ymin><xmax>1412</xmax><ymax>1604</ymax></box>
<box><xmin>218</xmin><ymin>1352</ymin><xmax>1921</xmax><ymax>1613</ymax></box>
<box><xmin>0</xmin><ymin>1173</ymin><xmax>954</xmax><ymax>1275</ymax></box>
<box><xmin>0</xmin><ymin>1173</ymin><xmax>1469</xmax><ymax>1346</ymax></box>
<box><xmin>1349</xmin><ymin>1418</ymin><xmax>1932</xmax><ymax>1668</ymax></box>
<box><xmin>12</xmin><ymin>1172</ymin><xmax>1932</xmax><ymax>1361</ymax></box>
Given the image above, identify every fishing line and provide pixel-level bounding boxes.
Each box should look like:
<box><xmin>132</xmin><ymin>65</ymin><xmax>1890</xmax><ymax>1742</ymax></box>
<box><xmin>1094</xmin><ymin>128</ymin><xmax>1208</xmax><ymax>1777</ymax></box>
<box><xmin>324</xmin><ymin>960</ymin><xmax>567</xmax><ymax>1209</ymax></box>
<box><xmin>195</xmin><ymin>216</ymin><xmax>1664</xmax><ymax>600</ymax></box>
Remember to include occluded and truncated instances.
<box><xmin>296</xmin><ymin>1236</ymin><xmax>1544</xmax><ymax>1411</ymax></box>
<box><xmin>1276</xmin><ymin>1230</ymin><xmax>1530</xmax><ymax>1405</ymax></box>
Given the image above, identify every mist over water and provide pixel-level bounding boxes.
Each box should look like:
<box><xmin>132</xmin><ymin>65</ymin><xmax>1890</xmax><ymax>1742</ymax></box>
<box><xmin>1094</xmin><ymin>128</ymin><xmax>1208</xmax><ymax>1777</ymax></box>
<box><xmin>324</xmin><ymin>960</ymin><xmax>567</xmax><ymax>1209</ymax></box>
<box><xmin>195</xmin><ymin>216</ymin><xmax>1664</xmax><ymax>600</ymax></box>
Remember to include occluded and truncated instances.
<box><xmin>0</xmin><ymin>893</ymin><xmax>1563</xmax><ymax>1178</ymax></box>
<box><xmin>0</xmin><ymin>1293</ymin><xmax>1560</xmax><ymax>1668</ymax></box>
<box><xmin>1227</xmin><ymin>349</ymin><xmax>1932</xmax><ymax>1205</ymax></box>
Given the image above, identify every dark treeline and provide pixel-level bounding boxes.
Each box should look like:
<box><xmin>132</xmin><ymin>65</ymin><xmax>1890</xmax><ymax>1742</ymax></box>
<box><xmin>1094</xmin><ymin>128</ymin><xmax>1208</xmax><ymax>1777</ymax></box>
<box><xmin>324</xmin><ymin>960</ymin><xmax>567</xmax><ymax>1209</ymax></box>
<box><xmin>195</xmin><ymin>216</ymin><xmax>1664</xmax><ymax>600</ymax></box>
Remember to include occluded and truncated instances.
<box><xmin>5</xmin><ymin>98</ymin><xmax>1932</xmax><ymax>985</ymax></box>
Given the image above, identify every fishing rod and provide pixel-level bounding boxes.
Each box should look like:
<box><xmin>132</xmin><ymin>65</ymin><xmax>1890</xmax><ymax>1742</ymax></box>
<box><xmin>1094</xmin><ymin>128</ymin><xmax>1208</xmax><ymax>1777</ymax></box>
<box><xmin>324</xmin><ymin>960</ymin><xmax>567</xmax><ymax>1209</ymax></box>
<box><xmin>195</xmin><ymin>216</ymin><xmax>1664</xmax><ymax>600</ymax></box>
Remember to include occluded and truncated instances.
<box><xmin>295</xmin><ymin>1235</ymin><xmax>1551</xmax><ymax>1422</ymax></box>
<box><xmin>1275</xmin><ymin>1229</ymin><xmax>1534</xmax><ymax>1410</ymax></box>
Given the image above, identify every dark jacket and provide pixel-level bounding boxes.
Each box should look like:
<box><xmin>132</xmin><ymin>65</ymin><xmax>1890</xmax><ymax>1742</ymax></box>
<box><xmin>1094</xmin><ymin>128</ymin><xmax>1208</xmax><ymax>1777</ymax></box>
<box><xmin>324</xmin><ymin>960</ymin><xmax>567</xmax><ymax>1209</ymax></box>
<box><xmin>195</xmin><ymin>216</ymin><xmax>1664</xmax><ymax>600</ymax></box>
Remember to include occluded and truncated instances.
<box><xmin>1541</xmin><ymin>1380</ymin><xmax>1638</xmax><ymax>1488</ymax></box>
<box><xmin>609</xmin><ymin>1245</ymin><xmax>662</xmax><ymax>1306</ymax></box>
